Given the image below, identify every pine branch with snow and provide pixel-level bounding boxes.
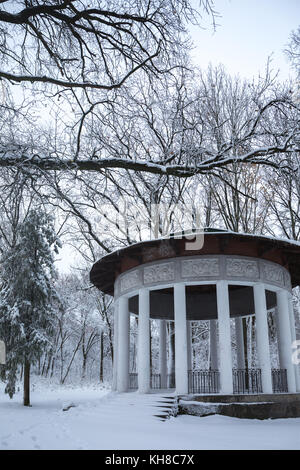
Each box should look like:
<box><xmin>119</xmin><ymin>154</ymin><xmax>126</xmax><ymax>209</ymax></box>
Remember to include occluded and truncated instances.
<box><xmin>0</xmin><ymin>209</ymin><xmax>61</xmax><ymax>405</ymax></box>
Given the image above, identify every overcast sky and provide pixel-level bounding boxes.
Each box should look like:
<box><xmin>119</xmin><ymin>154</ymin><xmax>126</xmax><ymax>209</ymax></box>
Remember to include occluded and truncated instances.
<box><xmin>189</xmin><ymin>0</ymin><xmax>300</xmax><ymax>80</ymax></box>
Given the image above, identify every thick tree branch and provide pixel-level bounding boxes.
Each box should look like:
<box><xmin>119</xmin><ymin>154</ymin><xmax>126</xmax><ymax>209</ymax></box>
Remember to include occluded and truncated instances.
<box><xmin>0</xmin><ymin>138</ymin><xmax>298</xmax><ymax>178</ymax></box>
<box><xmin>0</xmin><ymin>0</ymin><xmax>207</xmax><ymax>92</ymax></box>
<box><xmin>0</xmin><ymin>1</ymin><xmax>73</xmax><ymax>24</ymax></box>
<box><xmin>0</xmin><ymin>45</ymin><xmax>160</xmax><ymax>89</ymax></box>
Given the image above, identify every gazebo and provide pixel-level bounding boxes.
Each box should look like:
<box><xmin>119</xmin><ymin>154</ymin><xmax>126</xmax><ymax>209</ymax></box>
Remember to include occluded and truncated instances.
<box><xmin>90</xmin><ymin>229</ymin><xmax>300</xmax><ymax>397</ymax></box>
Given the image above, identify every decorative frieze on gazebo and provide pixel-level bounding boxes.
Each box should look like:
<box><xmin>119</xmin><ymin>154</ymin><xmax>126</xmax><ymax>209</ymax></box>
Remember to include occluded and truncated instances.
<box><xmin>90</xmin><ymin>230</ymin><xmax>300</xmax><ymax>397</ymax></box>
<box><xmin>114</xmin><ymin>255</ymin><xmax>292</xmax><ymax>298</ymax></box>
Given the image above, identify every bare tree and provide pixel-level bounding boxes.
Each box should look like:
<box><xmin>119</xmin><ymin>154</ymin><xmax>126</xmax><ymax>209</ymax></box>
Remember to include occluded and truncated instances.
<box><xmin>263</xmin><ymin>158</ymin><xmax>300</xmax><ymax>241</ymax></box>
<box><xmin>285</xmin><ymin>26</ymin><xmax>300</xmax><ymax>78</ymax></box>
<box><xmin>0</xmin><ymin>0</ymin><xmax>214</xmax><ymax>90</ymax></box>
<box><xmin>0</xmin><ymin>61</ymin><xmax>298</xmax><ymax>181</ymax></box>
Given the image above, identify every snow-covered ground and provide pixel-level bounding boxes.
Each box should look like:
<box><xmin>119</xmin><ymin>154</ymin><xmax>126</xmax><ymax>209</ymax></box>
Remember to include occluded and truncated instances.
<box><xmin>0</xmin><ymin>379</ymin><xmax>300</xmax><ymax>450</ymax></box>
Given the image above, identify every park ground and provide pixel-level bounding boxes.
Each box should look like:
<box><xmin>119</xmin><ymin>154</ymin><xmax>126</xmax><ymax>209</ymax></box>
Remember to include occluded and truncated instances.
<box><xmin>0</xmin><ymin>378</ymin><xmax>300</xmax><ymax>450</ymax></box>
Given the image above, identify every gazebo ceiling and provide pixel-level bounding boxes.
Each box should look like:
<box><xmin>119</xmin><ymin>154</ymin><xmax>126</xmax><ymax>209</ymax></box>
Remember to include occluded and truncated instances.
<box><xmin>90</xmin><ymin>229</ymin><xmax>300</xmax><ymax>296</ymax></box>
<box><xmin>128</xmin><ymin>285</ymin><xmax>276</xmax><ymax>321</ymax></box>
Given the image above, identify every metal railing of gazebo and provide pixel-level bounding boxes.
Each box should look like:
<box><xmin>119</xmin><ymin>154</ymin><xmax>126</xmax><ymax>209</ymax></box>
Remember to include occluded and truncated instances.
<box><xmin>128</xmin><ymin>368</ymin><xmax>288</xmax><ymax>393</ymax></box>
<box><xmin>129</xmin><ymin>372</ymin><xmax>138</xmax><ymax>389</ymax></box>
<box><xmin>188</xmin><ymin>369</ymin><xmax>220</xmax><ymax>394</ymax></box>
<box><xmin>167</xmin><ymin>372</ymin><xmax>175</xmax><ymax>389</ymax></box>
<box><xmin>150</xmin><ymin>373</ymin><xmax>161</xmax><ymax>389</ymax></box>
<box><xmin>128</xmin><ymin>372</ymin><xmax>172</xmax><ymax>390</ymax></box>
<box><xmin>232</xmin><ymin>369</ymin><xmax>262</xmax><ymax>394</ymax></box>
<box><xmin>271</xmin><ymin>369</ymin><xmax>288</xmax><ymax>393</ymax></box>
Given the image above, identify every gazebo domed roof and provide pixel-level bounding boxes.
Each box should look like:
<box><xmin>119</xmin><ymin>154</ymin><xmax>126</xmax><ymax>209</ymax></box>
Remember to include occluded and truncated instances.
<box><xmin>90</xmin><ymin>229</ymin><xmax>300</xmax><ymax>296</ymax></box>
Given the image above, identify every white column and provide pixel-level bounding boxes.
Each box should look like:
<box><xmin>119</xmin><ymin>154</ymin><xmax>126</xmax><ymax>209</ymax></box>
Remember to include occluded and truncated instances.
<box><xmin>254</xmin><ymin>283</ymin><xmax>273</xmax><ymax>393</ymax></box>
<box><xmin>138</xmin><ymin>288</ymin><xmax>150</xmax><ymax>393</ymax></box>
<box><xmin>235</xmin><ymin>316</ymin><xmax>245</xmax><ymax>370</ymax></box>
<box><xmin>117</xmin><ymin>296</ymin><xmax>130</xmax><ymax>392</ymax></box>
<box><xmin>209</xmin><ymin>319</ymin><xmax>218</xmax><ymax>370</ymax></box>
<box><xmin>168</xmin><ymin>321</ymin><xmax>175</xmax><ymax>381</ymax></box>
<box><xmin>276</xmin><ymin>289</ymin><xmax>296</xmax><ymax>393</ymax></box>
<box><xmin>112</xmin><ymin>298</ymin><xmax>119</xmax><ymax>391</ymax></box>
<box><xmin>159</xmin><ymin>320</ymin><xmax>167</xmax><ymax>389</ymax></box>
<box><xmin>288</xmin><ymin>294</ymin><xmax>300</xmax><ymax>391</ymax></box>
<box><xmin>274</xmin><ymin>307</ymin><xmax>284</xmax><ymax>367</ymax></box>
<box><xmin>174</xmin><ymin>283</ymin><xmax>188</xmax><ymax>394</ymax></box>
<box><xmin>216</xmin><ymin>281</ymin><xmax>233</xmax><ymax>394</ymax></box>
<box><xmin>186</xmin><ymin>320</ymin><xmax>192</xmax><ymax>372</ymax></box>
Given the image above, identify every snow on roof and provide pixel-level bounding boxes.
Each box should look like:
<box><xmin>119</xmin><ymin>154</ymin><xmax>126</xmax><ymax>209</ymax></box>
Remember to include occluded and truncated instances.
<box><xmin>96</xmin><ymin>228</ymin><xmax>300</xmax><ymax>263</ymax></box>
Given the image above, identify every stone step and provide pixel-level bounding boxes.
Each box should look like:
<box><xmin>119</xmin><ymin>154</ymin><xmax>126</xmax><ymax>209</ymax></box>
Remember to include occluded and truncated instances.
<box><xmin>153</xmin><ymin>395</ymin><xmax>178</xmax><ymax>421</ymax></box>
<box><xmin>156</xmin><ymin>404</ymin><xmax>175</xmax><ymax>409</ymax></box>
<box><xmin>156</xmin><ymin>400</ymin><xmax>175</xmax><ymax>404</ymax></box>
<box><xmin>181</xmin><ymin>393</ymin><xmax>300</xmax><ymax>404</ymax></box>
<box><xmin>154</xmin><ymin>414</ymin><xmax>169</xmax><ymax>420</ymax></box>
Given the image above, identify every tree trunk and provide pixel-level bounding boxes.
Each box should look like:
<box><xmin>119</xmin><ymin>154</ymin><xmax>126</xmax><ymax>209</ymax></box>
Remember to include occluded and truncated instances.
<box><xmin>107</xmin><ymin>323</ymin><xmax>113</xmax><ymax>364</ymax></box>
<box><xmin>61</xmin><ymin>337</ymin><xmax>82</xmax><ymax>384</ymax></box>
<box><xmin>251</xmin><ymin>317</ymin><xmax>256</xmax><ymax>367</ymax></box>
<box><xmin>192</xmin><ymin>323</ymin><xmax>196</xmax><ymax>370</ymax></box>
<box><xmin>242</xmin><ymin>317</ymin><xmax>249</xmax><ymax>389</ymax></box>
<box><xmin>100</xmin><ymin>330</ymin><xmax>104</xmax><ymax>382</ymax></box>
<box><xmin>41</xmin><ymin>353</ymin><xmax>47</xmax><ymax>376</ymax></box>
<box><xmin>149</xmin><ymin>321</ymin><xmax>152</xmax><ymax>374</ymax></box>
<box><xmin>50</xmin><ymin>356</ymin><xmax>56</xmax><ymax>378</ymax></box>
<box><xmin>82</xmin><ymin>355</ymin><xmax>87</xmax><ymax>380</ymax></box>
<box><xmin>168</xmin><ymin>322</ymin><xmax>175</xmax><ymax>374</ymax></box>
<box><xmin>45</xmin><ymin>352</ymin><xmax>52</xmax><ymax>377</ymax></box>
<box><xmin>242</xmin><ymin>317</ymin><xmax>248</xmax><ymax>368</ymax></box>
<box><xmin>23</xmin><ymin>358</ymin><xmax>31</xmax><ymax>406</ymax></box>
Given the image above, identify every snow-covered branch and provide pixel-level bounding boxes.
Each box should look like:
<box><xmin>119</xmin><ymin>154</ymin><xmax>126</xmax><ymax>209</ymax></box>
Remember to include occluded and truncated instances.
<box><xmin>0</xmin><ymin>136</ymin><xmax>298</xmax><ymax>178</ymax></box>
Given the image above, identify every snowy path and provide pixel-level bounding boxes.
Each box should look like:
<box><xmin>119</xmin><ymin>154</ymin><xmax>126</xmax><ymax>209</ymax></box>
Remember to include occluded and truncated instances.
<box><xmin>0</xmin><ymin>383</ymin><xmax>300</xmax><ymax>450</ymax></box>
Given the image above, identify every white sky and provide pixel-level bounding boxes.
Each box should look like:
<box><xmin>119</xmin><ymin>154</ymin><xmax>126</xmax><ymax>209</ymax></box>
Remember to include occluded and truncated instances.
<box><xmin>189</xmin><ymin>0</ymin><xmax>300</xmax><ymax>80</ymax></box>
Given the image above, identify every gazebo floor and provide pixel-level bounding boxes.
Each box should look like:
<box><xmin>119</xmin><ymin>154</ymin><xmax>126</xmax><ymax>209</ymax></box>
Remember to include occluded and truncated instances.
<box><xmin>178</xmin><ymin>393</ymin><xmax>300</xmax><ymax>419</ymax></box>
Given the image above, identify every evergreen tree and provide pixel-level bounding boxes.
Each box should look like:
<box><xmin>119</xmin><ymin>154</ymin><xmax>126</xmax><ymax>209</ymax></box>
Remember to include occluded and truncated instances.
<box><xmin>0</xmin><ymin>209</ymin><xmax>61</xmax><ymax>406</ymax></box>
